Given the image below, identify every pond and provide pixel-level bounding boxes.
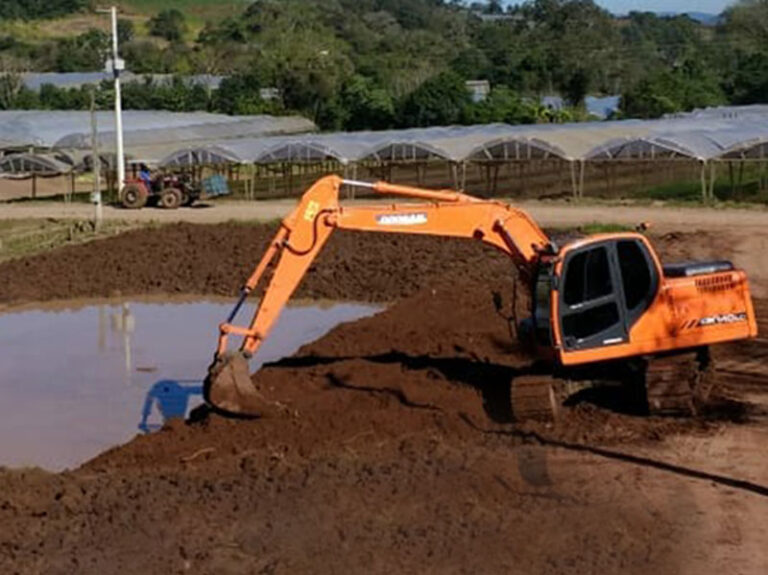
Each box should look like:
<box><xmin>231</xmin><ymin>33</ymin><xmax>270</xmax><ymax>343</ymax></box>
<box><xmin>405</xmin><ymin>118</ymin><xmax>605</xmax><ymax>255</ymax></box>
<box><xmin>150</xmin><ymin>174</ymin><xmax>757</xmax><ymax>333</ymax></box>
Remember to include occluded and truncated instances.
<box><xmin>0</xmin><ymin>299</ymin><xmax>380</xmax><ymax>471</ymax></box>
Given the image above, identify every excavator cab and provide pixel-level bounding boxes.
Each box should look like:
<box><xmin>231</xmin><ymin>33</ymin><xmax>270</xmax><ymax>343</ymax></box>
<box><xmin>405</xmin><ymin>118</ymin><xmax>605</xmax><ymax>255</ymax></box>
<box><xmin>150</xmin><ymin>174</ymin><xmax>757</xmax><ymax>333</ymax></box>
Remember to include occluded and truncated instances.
<box><xmin>531</xmin><ymin>233</ymin><xmax>755</xmax><ymax>365</ymax></box>
<box><xmin>530</xmin><ymin>234</ymin><xmax>660</xmax><ymax>355</ymax></box>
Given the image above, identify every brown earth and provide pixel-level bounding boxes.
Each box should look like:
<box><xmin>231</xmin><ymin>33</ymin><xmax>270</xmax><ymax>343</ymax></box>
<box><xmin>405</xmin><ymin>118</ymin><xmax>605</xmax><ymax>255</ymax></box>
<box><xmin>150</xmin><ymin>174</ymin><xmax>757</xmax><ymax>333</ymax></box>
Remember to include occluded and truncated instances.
<box><xmin>0</xmin><ymin>222</ymin><xmax>737</xmax><ymax>307</ymax></box>
<box><xmin>1</xmin><ymin>223</ymin><xmax>767</xmax><ymax>574</ymax></box>
<box><xmin>0</xmin><ymin>222</ymin><xmax>516</xmax><ymax>306</ymax></box>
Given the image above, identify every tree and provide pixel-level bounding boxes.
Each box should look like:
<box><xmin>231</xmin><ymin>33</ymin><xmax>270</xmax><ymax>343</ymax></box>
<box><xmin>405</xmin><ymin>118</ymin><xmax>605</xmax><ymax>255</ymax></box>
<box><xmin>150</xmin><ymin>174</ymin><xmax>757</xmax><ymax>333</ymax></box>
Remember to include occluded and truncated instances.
<box><xmin>563</xmin><ymin>68</ymin><xmax>592</xmax><ymax>108</ymax></box>
<box><xmin>149</xmin><ymin>9</ymin><xmax>187</xmax><ymax>43</ymax></box>
<box><xmin>463</xmin><ymin>85</ymin><xmax>528</xmax><ymax>124</ymax></box>
<box><xmin>450</xmin><ymin>48</ymin><xmax>493</xmax><ymax>81</ymax></box>
<box><xmin>51</xmin><ymin>29</ymin><xmax>110</xmax><ymax>72</ymax></box>
<box><xmin>0</xmin><ymin>0</ymin><xmax>86</xmax><ymax>20</ymax></box>
<box><xmin>214</xmin><ymin>72</ymin><xmax>266</xmax><ymax>115</ymax></box>
<box><xmin>117</xmin><ymin>19</ymin><xmax>135</xmax><ymax>45</ymax></box>
<box><xmin>722</xmin><ymin>0</ymin><xmax>768</xmax><ymax>51</ymax></box>
<box><xmin>0</xmin><ymin>72</ymin><xmax>25</xmax><ymax>110</ymax></box>
<box><xmin>339</xmin><ymin>75</ymin><xmax>395</xmax><ymax>130</ymax></box>
<box><xmin>486</xmin><ymin>0</ymin><xmax>504</xmax><ymax>14</ymax></box>
<box><xmin>0</xmin><ymin>0</ymin><xmax>756</xmax><ymax>123</ymax></box>
<box><xmin>620</xmin><ymin>61</ymin><xmax>726</xmax><ymax>119</ymax></box>
<box><xmin>399</xmin><ymin>71</ymin><xmax>471</xmax><ymax>127</ymax></box>
<box><xmin>728</xmin><ymin>51</ymin><xmax>768</xmax><ymax>104</ymax></box>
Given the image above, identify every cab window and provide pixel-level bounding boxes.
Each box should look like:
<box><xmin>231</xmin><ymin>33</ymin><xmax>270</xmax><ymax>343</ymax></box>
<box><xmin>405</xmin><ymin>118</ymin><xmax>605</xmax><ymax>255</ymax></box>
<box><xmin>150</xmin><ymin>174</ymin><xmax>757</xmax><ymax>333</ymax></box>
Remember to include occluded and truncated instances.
<box><xmin>617</xmin><ymin>240</ymin><xmax>652</xmax><ymax>311</ymax></box>
<box><xmin>563</xmin><ymin>247</ymin><xmax>612</xmax><ymax>306</ymax></box>
<box><xmin>561</xmin><ymin>244</ymin><xmax>622</xmax><ymax>347</ymax></box>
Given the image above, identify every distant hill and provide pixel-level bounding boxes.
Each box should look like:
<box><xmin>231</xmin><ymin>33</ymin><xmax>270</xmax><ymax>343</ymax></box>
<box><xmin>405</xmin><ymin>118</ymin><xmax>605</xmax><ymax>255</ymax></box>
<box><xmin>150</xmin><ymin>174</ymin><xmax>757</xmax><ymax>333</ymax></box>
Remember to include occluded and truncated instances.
<box><xmin>657</xmin><ymin>11</ymin><xmax>722</xmax><ymax>25</ymax></box>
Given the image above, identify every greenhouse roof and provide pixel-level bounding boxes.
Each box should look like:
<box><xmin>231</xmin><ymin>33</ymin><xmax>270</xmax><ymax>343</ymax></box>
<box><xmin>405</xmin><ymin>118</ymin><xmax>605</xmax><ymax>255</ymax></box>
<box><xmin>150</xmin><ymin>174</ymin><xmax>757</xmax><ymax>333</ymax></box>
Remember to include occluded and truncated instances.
<box><xmin>159</xmin><ymin>108</ymin><xmax>768</xmax><ymax>167</ymax></box>
<box><xmin>0</xmin><ymin>111</ymin><xmax>316</xmax><ymax>150</ymax></box>
<box><xmin>2</xmin><ymin>106</ymin><xmax>768</xmax><ymax>176</ymax></box>
<box><xmin>0</xmin><ymin>153</ymin><xmax>73</xmax><ymax>175</ymax></box>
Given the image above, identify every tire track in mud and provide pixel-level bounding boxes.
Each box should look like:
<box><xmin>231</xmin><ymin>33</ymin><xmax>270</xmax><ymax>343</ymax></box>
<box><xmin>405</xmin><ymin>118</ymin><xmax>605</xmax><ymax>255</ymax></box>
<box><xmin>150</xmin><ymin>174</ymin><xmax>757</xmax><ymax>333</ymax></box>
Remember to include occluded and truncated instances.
<box><xmin>464</xmin><ymin>416</ymin><xmax>768</xmax><ymax>499</ymax></box>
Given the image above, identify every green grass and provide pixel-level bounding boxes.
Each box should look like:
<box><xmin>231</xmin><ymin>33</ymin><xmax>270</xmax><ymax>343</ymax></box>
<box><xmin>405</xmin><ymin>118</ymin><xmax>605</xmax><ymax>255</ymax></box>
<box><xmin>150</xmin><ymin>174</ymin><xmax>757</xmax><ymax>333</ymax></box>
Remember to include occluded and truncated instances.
<box><xmin>0</xmin><ymin>219</ymin><xmax>137</xmax><ymax>262</ymax></box>
<box><xmin>635</xmin><ymin>167</ymin><xmax>768</xmax><ymax>205</ymax></box>
<box><xmin>123</xmin><ymin>0</ymin><xmax>248</xmax><ymax>12</ymax></box>
<box><xmin>0</xmin><ymin>1</ymin><xmax>247</xmax><ymax>45</ymax></box>
<box><xmin>120</xmin><ymin>0</ymin><xmax>248</xmax><ymax>30</ymax></box>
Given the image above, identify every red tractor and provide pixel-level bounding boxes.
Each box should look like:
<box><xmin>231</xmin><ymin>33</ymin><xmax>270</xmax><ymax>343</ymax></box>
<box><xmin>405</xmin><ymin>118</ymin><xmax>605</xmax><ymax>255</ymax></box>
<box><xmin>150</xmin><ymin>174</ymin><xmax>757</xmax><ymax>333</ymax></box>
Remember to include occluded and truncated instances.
<box><xmin>119</xmin><ymin>173</ymin><xmax>199</xmax><ymax>210</ymax></box>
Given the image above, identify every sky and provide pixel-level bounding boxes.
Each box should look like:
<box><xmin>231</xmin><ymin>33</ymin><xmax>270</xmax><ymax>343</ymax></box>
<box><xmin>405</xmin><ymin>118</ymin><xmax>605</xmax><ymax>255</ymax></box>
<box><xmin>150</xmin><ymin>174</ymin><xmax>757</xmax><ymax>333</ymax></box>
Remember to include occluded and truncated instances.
<box><xmin>505</xmin><ymin>1</ymin><xmax>735</xmax><ymax>15</ymax></box>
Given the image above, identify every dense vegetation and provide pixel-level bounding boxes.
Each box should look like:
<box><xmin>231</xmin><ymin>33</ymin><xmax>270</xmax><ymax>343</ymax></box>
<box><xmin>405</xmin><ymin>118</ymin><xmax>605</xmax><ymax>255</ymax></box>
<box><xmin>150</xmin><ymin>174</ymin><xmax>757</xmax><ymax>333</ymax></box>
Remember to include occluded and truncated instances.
<box><xmin>0</xmin><ymin>0</ymin><xmax>86</xmax><ymax>20</ymax></box>
<box><xmin>0</xmin><ymin>0</ymin><xmax>766</xmax><ymax>130</ymax></box>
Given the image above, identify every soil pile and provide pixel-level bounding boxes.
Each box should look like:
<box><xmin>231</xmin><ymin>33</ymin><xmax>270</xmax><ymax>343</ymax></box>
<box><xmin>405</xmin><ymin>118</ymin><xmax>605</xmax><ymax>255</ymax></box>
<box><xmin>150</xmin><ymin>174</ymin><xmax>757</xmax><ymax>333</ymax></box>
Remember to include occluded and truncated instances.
<box><xmin>0</xmin><ymin>222</ymin><xmax>514</xmax><ymax>305</ymax></box>
<box><xmin>0</xmin><ymin>222</ymin><xmax>727</xmax><ymax>307</ymax></box>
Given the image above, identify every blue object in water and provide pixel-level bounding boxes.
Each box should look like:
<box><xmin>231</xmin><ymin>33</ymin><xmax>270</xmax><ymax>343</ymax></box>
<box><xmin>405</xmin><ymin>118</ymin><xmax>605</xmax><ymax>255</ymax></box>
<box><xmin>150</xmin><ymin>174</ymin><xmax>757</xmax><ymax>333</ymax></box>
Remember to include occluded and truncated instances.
<box><xmin>138</xmin><ymin>379</ymin><xmax>203</xmax><ymax>433</ymax></box>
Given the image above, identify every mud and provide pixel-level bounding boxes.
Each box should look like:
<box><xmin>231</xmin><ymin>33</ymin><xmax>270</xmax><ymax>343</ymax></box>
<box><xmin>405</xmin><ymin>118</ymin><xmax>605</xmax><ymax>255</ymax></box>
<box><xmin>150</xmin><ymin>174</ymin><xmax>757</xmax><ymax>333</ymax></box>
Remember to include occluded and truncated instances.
<box><xmin>0</xmin><ymin>222</ymin><xmax>743</xmax><ymax>308</ymax></box>
<box><xmin>0</xmin><ymin>222</ymin><xmax>515</xmax><ymax>306</ymax></box>
<box><xmin>1</xmin><ymin>223</ymin><xmax>767</xmax><ymax>573</ymax></box>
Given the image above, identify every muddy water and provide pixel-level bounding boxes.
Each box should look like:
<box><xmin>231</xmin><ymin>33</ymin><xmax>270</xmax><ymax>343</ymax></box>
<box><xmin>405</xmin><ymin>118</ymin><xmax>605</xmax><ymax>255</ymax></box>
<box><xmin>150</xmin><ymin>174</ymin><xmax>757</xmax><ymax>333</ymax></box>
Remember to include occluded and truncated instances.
<box><xmin>0</xmin><ymin>299</ymin><xmax>381</xmax><ymax>471</ymax></box>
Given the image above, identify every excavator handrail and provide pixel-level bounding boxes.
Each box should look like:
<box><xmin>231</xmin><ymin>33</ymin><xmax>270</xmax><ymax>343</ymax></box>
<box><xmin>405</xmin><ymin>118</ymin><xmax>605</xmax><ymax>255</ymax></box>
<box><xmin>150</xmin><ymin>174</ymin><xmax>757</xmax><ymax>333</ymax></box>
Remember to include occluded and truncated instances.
<box><xmin>342</xmin><ymin>179</ymin><xmax>476</xmax><ymax>203</ymax></box>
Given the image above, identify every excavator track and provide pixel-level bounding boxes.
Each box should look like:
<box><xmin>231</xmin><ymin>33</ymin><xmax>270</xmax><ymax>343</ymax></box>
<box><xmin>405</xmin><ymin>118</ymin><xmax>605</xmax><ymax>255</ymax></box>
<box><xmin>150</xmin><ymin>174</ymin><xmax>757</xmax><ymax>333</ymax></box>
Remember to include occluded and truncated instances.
<box><xmin>510</xmin><ymin>348</ymin><xmax>716</xmax><ymax>422</ymax></box>
<box><xmin>510</xmin><ymin>375</ymin><xmax>563</xmax><ymax>421</ymax></box>
<box><xmin>644</xmin><ymin>349</ymin><xmax>715</xmax><ymax>416</ymax></box>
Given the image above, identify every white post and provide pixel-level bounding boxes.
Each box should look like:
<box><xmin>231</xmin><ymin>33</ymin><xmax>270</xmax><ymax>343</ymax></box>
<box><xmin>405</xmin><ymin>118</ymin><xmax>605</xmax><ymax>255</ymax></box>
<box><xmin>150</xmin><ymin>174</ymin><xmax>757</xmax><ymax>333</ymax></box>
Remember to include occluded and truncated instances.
<box><xmin>110</xmin><ymin>6</ymin><xmax>125</xmax><ymax>190</ymax></box>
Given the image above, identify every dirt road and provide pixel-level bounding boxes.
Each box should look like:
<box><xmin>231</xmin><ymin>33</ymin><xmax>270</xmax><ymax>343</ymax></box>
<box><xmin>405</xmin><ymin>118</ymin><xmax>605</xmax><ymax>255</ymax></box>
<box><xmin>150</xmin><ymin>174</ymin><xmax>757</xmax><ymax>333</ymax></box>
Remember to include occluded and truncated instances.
<box><xmin>3</xmin><ymin>197</ymin><xmax>768</xmax><ymax>231</ymax></box>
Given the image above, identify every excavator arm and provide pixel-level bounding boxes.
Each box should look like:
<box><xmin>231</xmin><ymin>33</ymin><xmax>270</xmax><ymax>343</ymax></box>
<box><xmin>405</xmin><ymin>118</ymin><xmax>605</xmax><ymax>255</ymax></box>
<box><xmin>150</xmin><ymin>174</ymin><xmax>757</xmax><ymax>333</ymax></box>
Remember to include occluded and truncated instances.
<box><xmin>204</xmin><ymin>175</ymin><xmax>552</xmax><ymax>415</ymax></box>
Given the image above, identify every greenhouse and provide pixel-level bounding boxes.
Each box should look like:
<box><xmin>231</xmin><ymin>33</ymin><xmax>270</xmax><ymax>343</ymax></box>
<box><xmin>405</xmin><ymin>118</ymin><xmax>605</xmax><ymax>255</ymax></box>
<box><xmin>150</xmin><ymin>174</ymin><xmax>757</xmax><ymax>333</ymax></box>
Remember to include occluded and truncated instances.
<box><xmin>1</xmin><ymin>105</ymin><xmax>767</xmax><ymax>201</ymax></box>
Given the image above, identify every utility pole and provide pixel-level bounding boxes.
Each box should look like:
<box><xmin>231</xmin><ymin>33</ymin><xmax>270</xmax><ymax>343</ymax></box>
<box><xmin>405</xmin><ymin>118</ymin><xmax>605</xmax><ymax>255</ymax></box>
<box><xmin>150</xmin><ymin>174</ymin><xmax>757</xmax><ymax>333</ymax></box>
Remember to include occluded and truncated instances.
<box><xmin>98</xmin><ymin>6</ymin><xmax>126</xmax><ymax>191</ymax></box>
<box><xmin>90</xmin><ymin>89</ymin><xmax>103</xmax><ymax>228</ymax></box>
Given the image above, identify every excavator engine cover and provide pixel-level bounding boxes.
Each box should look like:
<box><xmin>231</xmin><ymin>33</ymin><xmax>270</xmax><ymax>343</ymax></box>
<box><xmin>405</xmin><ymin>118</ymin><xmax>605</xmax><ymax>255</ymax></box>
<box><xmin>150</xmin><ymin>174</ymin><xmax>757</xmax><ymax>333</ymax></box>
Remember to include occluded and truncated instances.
<box><xmin>204</xmin><ymin>352</ymin><xmax>274</xmax><ymax>417</ymax></box>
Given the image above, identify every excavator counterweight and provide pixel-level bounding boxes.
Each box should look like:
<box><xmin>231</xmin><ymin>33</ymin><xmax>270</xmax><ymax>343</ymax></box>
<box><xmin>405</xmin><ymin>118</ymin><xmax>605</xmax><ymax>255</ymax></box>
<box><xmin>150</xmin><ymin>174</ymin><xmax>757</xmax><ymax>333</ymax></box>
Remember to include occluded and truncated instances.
<box><xmin>204</xmin><ymin>176</ymin><xmax>758</xmax><ymax>419</ymax></box>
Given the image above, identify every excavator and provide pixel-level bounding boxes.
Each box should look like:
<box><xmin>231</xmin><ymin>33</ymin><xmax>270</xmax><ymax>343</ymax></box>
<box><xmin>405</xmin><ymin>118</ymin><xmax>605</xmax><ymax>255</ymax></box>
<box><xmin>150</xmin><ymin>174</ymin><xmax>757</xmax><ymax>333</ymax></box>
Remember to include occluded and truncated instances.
<box><xmin>203</xmin><ymin>175</ymin><xmax>758</xmax><ymax>420</ymax></box>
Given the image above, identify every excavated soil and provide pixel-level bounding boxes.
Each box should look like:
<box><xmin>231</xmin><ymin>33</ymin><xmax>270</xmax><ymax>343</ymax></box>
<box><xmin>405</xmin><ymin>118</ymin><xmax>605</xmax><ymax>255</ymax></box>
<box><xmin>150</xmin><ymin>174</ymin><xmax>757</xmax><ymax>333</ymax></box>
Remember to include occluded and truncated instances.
<box><xmin>0</xmin><ymin>222</ymin><xmax>516</xmax><ymax>306</ymax></box>
<box><xmin>1</xmin><ymin>223</ymin><xmax>768</xmax><ymax>574</ymax></box>
<box><xmin>0</xmin><ymin>222</ymin><xmax>733</xmax><ymax>307</ymax></box>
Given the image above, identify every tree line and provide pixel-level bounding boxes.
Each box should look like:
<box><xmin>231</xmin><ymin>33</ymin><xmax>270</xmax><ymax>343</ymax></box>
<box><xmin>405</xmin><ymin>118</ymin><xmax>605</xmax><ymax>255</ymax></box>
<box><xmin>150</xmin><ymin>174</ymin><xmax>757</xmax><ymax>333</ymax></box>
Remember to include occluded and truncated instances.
<box><xmin>0</xmin><ymin>0</ymin><xmax>767</xmax><ymax>129</ymax></box>
<box><xmin>0</xmin><ymin>0</ymin><xmax>86</xmax><ymax>20</ymax></box>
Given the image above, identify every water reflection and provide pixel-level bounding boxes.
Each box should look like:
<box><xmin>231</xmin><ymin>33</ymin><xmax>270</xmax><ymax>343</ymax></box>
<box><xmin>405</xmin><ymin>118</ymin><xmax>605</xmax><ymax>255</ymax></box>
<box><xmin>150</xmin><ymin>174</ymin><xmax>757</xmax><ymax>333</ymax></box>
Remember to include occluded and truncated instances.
<box><xmin>110</xmin><ymin>302</ymin><xmax>135</xmax><ymax>384</ymax></box>
<box><xmin>0</xmin><ymin>299</ymin><xmax>380</xmax><ymax>471</ymax></box>
<box><xmin>138</xmin><ymin>380</ymin><xmax>203</xmax><ymax>433</ymax></box>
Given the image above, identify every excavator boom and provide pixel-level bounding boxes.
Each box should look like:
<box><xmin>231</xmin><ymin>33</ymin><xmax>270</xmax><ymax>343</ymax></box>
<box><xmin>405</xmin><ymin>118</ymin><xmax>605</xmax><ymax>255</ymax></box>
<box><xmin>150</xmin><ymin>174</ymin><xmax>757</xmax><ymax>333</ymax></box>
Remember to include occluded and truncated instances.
<box><xmin>205</xmin><ymin>175</ymin><xmax>552</xmax><ymax>415</ymax></box>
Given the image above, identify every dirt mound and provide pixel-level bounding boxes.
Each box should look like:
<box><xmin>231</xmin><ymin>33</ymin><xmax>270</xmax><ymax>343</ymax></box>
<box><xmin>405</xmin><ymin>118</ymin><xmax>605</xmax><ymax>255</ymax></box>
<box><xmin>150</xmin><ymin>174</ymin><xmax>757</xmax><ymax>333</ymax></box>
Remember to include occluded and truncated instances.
<box><xmin>0</xmin><ymin>222</ymin><xmax>513</xmax><ymax>306</ymax></box>
<box><xmin>0</xmin><ymin>221</ymin><xmax>730</xmax><ymax>309</ymax></box>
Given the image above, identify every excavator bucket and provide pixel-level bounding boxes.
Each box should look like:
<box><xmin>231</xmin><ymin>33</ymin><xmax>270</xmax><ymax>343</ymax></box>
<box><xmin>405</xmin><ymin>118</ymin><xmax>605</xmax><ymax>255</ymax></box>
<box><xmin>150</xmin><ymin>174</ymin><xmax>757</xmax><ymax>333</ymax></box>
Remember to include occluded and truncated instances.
<box><xmin>203</xmin><ymin>352</ymin><xmax>275</xmax><ymax>417</ymax></box>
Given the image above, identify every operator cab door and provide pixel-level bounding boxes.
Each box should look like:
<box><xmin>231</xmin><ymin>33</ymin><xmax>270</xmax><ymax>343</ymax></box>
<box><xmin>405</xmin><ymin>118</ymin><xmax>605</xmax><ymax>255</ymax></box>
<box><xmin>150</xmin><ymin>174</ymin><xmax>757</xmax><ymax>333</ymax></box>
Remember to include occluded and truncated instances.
<box><xmin>558</xmin><ymin>239</ymin><xmax>658</xmax><ymax>352</ymax></box>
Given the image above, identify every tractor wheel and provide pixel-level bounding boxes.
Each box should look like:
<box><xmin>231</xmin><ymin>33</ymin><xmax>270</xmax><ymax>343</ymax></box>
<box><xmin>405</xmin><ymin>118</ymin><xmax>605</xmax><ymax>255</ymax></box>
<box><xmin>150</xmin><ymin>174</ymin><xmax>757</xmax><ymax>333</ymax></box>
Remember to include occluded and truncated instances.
<box><xmin>160</xmin><ymin>188</ymin><xmax>182</xmax><ymax>209</ymax></box>
<box><xmin>120</xmin><ymin>183</ymin><xmax>148</xmax><ymax>209</ymax></box>
<box><xmin>180</xmin><ymin>189</ymin><xmax>192</xmax><ymax>207</ymax></box>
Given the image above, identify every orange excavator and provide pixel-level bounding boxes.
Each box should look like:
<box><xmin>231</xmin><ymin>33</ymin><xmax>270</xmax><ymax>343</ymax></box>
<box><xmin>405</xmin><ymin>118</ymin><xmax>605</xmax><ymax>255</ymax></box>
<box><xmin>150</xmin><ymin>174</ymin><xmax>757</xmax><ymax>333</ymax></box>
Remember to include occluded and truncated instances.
<box><xmin>204</xmin><ymin>175</ymin><xmax>758</xmax><ymax>419</ymax></box>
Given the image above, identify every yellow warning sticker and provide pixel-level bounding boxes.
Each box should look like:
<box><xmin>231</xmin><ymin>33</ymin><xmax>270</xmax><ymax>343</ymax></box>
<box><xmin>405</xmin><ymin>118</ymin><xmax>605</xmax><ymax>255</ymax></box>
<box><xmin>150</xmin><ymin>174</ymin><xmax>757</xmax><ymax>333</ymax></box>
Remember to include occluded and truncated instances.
<box><xmin>303</xmin><ymin>200</ymin><xmax>320</xmax><ymax>222</ymax></box>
